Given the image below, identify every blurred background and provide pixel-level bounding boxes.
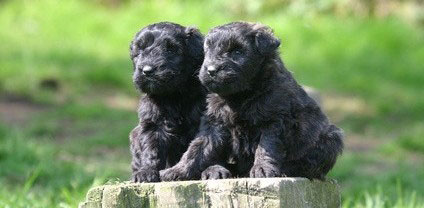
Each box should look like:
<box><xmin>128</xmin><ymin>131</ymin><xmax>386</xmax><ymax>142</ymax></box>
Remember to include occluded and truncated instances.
<box><xmin>0</xmin><ymin>0</ymin><xmax>423</xmax><ymax>207</ymax></box>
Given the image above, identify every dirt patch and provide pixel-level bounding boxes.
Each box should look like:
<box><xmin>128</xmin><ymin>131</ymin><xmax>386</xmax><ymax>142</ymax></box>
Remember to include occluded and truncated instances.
<box><xmin>103</xmin><ymin>94</ymin><xmax>138</xmax><ymax>111</ymax></box>
<box><xmin>344</xmin><ymin>133</ymin><xmax>384</xmax><ymax>152</ymax></box>
<box><xmin>321</xmin><ymin>93</ymin><xmax>375</xmax><ymax>123</ymax></box>
<box><xmin>80</xmin><ymin>90</ymin><xmax>138</xmax><ymax>111</ymax></box>
<box><xmin>311</xmin><ymin>91</ymin><xmax>384</xmax><ymax>153</ymax></box>
<box><xmin>0</xmin><ymin>95</ymin><xmax>46</xmax><ymax>125</ymax></box>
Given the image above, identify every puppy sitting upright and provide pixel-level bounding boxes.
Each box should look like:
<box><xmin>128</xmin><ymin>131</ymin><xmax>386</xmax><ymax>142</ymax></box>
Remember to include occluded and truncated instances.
<box><xmin>129</xmin><ymin>22</ymin><xmax>205</xmax><ymax>182</ymax></box>
<box><xmin>160</xmin><ymin>22</ymin><xmax>343</xmax><ymax>181</ymax></box>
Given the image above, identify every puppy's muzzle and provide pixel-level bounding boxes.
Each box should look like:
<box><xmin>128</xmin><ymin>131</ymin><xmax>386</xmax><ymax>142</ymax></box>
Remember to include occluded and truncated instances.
<box><xmin>140</xmin><ymin>65</ymin><xmax>155</xmax><ymax>76</ymax></box>
<box><xmin>206</xmin><ymin>65</ymin><xmax>218</xmax><ymax>77</ymax></box>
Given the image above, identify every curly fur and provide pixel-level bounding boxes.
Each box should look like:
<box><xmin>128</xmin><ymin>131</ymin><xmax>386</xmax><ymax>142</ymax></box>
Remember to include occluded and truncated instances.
<box><xmin>129</xmin><ymin>22</ymin><xmax>206</xmax><ymax>182</ymax></box>
<box><xmin>160</xmin><ymin>22</ymin><xmax>344</xmax><ymax>181</ymax></box>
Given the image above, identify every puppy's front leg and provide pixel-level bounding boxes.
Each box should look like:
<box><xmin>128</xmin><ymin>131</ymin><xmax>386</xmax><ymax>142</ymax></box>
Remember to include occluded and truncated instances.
<box><xmin>130</xmin><ymin>125</ymin><xmax>167</xmax><ymax>182</ymax></box>
<box><xmin>250</xmin><ymin>125</ymin><xmax>285</xmax><ymax>178</ymax></box>
<box><xmin>201</xmin><ymin>164</ymin><xmax>232</xmax><ymax>180</ymax></box>
<box><xmin>160</xmin><ymin>122</ymin><xmax>228</xmax><ymax>181</ymax></box>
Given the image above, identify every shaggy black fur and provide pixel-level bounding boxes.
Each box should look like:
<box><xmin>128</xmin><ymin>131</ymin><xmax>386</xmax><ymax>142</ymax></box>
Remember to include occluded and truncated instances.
<box><xmin>129</xmin><ymin>22</ymin><xmax>206</xmax><ymax>182</ymax></box>
<box><xmin>160</xmin><ymin>22</ymin><xmax>344</xmax><ymax>181</ymax></box>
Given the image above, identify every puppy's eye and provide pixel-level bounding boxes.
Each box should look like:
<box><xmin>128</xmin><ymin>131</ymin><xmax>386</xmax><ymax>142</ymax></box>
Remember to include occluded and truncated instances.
<box><xmin>138</xmin><ymin>40</ymin><xmax>151</xmax><ymax>50</ymax></box>
<box><xmin>138</xmin><ymin>42</ymin><xmax>145</xmax><ymax>50</ymax></box>
<box><xmin>138</xmin><ymin>33</ymin><xmax>154</xmax><ymax>50</ymax></box>
<box><xmin>229</xmin><ymin>48</ymin><xmax>243</xmax><ymax>57</ymax></box>
<box><xmin>232</xmin><ymin>49</ymin><xmax>242</xmax><ymax>55</ymax></box>
<box><xmin>166</xmin><ymin>42</ymin><xmax>179</xmax><ymax>53</ymax></box>
<box><xmin>167</xmin><ymin>45</ymin><xmax>176</xmax><ymax>52</ymax></box>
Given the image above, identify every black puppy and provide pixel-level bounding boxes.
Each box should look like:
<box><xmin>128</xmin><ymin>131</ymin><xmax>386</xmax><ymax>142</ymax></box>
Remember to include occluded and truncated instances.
<box><xmin>160</xmin><ymin>22</ymin><xmax>343</xmax><ymax>181</ymax></box>
<box><xmin>129</xmin><ymin>22</ymin><xmax>205</xmax><ymax>182</ymax></box>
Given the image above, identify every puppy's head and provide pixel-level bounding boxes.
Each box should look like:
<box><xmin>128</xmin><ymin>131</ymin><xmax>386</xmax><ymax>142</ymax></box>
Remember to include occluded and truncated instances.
<box><xmin>130</xmin><ymin>22</ymin><xmax>204</xmax><ymax>94</ymax></box>
<box><xmin>199</xmin><ymin>22</ymin><xmax>280</xmax><ymax>96</ymax></box>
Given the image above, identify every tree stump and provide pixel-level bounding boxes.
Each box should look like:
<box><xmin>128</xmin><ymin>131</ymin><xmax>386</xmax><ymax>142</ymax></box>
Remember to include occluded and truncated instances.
<box><xmin>79</xmin><ymin>178</ymin><xmax>340</xmax><ymax>208</ymax></box>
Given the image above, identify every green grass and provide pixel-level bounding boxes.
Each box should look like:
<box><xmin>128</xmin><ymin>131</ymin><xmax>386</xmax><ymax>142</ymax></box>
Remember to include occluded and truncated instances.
<box><xmin>344</xmin><ymin>186</ymin><xmax>424</xmax><ymax>208</ymax></box>
<box><xmin>0</xmin><ymin>128</ymin><xmax>95</xmax><ymax>207</ymax></box>
<box><xmin>0</xmin><ymin>103</ymin><xmax>134</xmax><ymax>207</ymax></box>
<box><xmin>1</xmin><ymin>0</ymin><xmax>423</xmax><ymax>207</ymax></box>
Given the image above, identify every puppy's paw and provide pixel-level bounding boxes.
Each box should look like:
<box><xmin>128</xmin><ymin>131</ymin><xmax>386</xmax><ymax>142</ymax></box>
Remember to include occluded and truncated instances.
<box><xmin>132</xmin><ymin>169</ymin><xmax>160</xmax><ymax>183</ymax></box>
<box><xmin>201</xmin><ymin>165</ymin><xmax>232</xmax><ymax>180</ymax></box>
<box><xmin>160</xmin><ymin>167</ymin><xmax>190</xmax><ymax>181</ymax></box>
<box><xmin>249</xmin><ymin>163</ymin><xmax>281</xmax><ymax>178</ymax></box>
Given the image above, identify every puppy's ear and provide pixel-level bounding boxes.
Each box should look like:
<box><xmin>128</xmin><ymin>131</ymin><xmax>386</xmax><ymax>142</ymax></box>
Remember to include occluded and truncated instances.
<box><xmin>185</xmin><ymin>26</ymin><xmax>205</xmax><ymax>64</ymax></box>
<box><xmin>129</xmin><ymin>30</ymin><xmax>142</xmax><ymax>59</ymax></box>
<box><xmin>129</xmin><ymin>39</ymin><xmax>137</xmax><ymax>59</ymax></box>
<box><xmin>252</xmin><ymin>26</ymin><xmax>280</xmax><ymax>55</ymax></box>
<box><xmin>185</xmin><ymin>27</ymin><xmax>202</xmax><ymax>38</ymax></box>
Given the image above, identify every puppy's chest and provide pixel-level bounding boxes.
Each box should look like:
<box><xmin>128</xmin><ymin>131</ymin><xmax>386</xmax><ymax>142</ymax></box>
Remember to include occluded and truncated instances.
<box><xmin>225</xmin><ymin>124</ymin><xmax>259</xmax><ymax>175</ymax></box>
<box><xmin>162</xmin><ymin>113</ymin><xmax>198</xmax><ymax>136</ymax></box>
<box><xmin>228</xmin><ymin>124</ymin><xmax>260</xmax><ymax>159</ymax></box>
<box><xmin>140</xmin><ymin>110</ymin><xmax>199</xmax><ymax>144</ymax></box>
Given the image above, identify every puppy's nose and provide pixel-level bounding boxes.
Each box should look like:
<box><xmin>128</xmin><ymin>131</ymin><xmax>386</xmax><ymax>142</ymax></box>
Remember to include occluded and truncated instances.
<box><xmin>207</xmin><ymin>65</ymin><xmax>218</xmax><ymax>76</ymax></box>
<box><xmin>142</xmin><ymin>65</ymin><xmax>154</xmax><ymax>75</ymax></box>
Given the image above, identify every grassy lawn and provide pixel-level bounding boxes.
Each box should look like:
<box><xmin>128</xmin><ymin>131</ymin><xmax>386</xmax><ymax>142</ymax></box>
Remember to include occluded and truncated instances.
<box><xmin>0</xmin><ymin>0</ymin><xmax>423</xmax><ymax>207</ymax></box>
